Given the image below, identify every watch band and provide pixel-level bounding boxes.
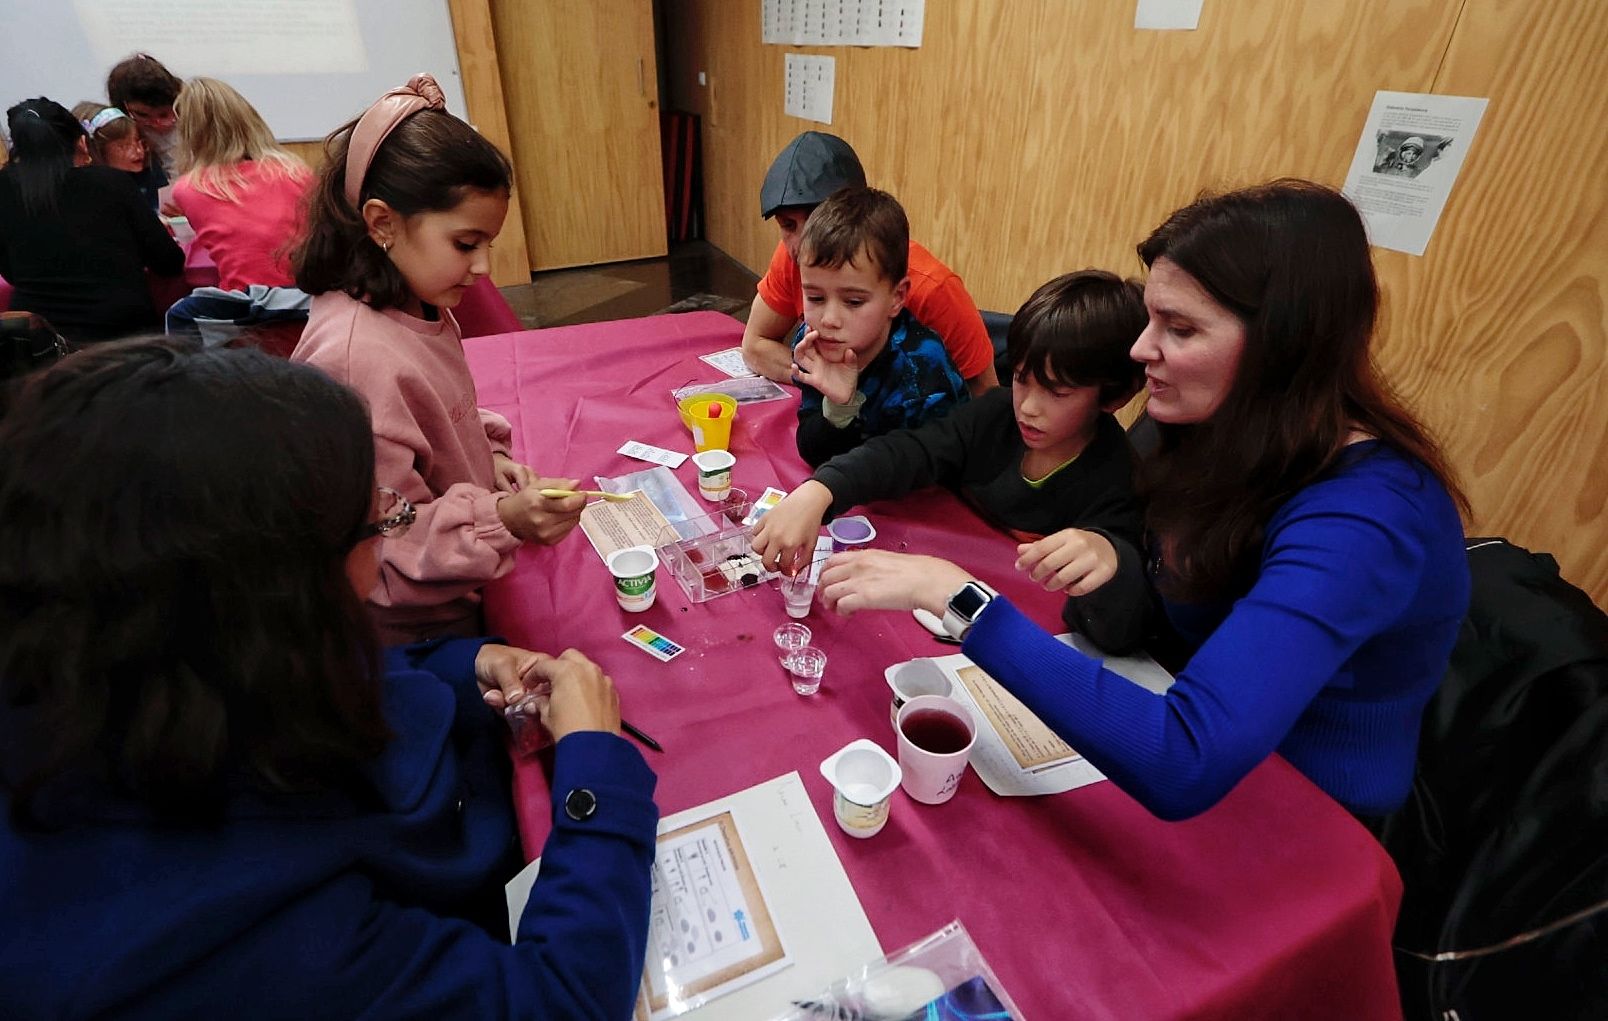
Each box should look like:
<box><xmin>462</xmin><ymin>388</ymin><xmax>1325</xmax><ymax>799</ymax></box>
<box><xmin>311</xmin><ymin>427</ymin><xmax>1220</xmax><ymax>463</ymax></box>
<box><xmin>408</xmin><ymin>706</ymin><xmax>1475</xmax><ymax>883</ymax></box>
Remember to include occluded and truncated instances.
<box><xmin>941</xmin><ymin>581</ymin><xmax>996</xmax><ymax>640</ymax></box>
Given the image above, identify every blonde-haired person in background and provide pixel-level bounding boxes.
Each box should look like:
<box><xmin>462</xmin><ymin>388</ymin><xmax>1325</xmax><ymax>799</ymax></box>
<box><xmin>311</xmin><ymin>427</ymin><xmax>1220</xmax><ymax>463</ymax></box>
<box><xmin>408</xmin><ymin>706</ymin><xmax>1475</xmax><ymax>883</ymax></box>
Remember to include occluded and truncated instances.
<box><xmin>170</xmin><ymin>77</ymin><xmax>313</xmax><ymax>292</ymax></box>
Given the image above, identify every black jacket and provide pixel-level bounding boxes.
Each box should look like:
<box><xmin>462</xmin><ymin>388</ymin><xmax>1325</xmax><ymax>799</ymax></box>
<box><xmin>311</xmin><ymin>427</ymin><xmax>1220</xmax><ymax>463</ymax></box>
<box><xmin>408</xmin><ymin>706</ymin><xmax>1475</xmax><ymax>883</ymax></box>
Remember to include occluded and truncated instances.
<box><xmin>1381</xmin><ymin>538</ymin><xmax>1608</xmax><ymax>1020</ymax></box>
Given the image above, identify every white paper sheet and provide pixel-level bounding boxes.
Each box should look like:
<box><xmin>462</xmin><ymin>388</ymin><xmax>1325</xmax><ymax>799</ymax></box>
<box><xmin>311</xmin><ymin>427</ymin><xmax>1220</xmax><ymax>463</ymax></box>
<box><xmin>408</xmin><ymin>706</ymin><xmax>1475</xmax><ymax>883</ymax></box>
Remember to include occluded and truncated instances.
<box><xmin>506</xmin><ymin>773</ymin><xmax>881</xmax><ymax>1019</ymax></box>
<box><xmin>1134</xmin><ymin>0</ymin><xmax>1204</xmax><ymax>30</ymax></box>
<box><xmin>1341</xmin><ymin>90</ymin><xmax>1489</xmax><ymax>256</ymax></box>
<box><xmin>638</xmin><ymin>812</ymin><xmax>791</xmax><ymax>1017</ymax></box>
<box><xmin>784</xmin><ymin>54</ymin><xmax>836</xmax><ymax>125</ymax></box>
<box><xmin>699</xmin><ymin>348</ymin><xmax>759</xmax><ymax>378</ymax></box>
<box><xmin>763</xmin><ymin>0</ymin><xmax>924</xmax><ymax>48</ymax></box>
<box><xmin>887</xmin><ymin>635</ymin><xmax>1174</xmax><ymax>797</ymax></box>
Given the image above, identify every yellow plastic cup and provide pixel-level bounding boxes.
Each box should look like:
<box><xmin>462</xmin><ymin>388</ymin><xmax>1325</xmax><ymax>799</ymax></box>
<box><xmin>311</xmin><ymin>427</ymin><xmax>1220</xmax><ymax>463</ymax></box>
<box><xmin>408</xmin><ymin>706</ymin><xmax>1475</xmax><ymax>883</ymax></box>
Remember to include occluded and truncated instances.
<box><xmin>679</xmin><ymin>394</ymin><xmax>738</xmax><ymax>452</ymax></box>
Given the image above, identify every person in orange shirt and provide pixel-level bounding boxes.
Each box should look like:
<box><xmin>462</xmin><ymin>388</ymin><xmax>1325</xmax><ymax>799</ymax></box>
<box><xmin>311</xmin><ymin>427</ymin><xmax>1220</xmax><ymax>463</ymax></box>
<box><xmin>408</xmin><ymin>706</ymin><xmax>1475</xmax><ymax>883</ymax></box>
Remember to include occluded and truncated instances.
<box><xmin>739</xmin><ymin>132</ymin><xmax>998</xmax><ymax>395</ymax></box>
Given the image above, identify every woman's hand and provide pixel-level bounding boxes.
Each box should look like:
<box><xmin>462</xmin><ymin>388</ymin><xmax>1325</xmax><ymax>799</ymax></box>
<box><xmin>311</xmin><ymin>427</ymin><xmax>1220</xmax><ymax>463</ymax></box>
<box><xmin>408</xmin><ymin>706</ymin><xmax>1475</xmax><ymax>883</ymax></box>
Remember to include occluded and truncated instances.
<box><xmin>492</xmin><ymin>453</ymin><xmax>537</xmax><ymax>494</ymax></box>
<box><xmin>751</xmin><ymin>480</ymin><xmax>834</xmax><ymax>575</ymax></box>
<box><xmin>1015</xmin><ymin>529</ymin><xmax>1117</xmax><ymax>596</ymax></box>
<box><xmin>792</xmin><ymin>329</ymin><xmax>860</xmax><ymax>406</ymax></box>
<box><xmin>475</xmin><ymin>643</ymin><xmax>547</xmax><ymax>710</ymax></box>
<box><xmin>819</xmin><ymin>550</ymin><xmax>973</xmax><ymax>618</ymax></box>
<box><xmin>529</xmin><ymin>648</ymin><xmax>622</xmax><ymax>741</ymax></box>
<box><xmin>496</xmin><ymin>476</ymin><xmax>587</xmax><ymax>545</ymax></box>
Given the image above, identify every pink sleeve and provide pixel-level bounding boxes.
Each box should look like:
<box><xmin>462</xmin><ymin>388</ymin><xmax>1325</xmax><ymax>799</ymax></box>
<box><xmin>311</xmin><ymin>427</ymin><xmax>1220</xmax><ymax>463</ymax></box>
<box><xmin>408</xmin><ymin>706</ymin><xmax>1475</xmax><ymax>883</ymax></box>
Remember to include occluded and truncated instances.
<box><xmin>480</xmin><ymin>408</ymin><xmax>513</xmax><ymax>457</ymax></box>
<box><xmin>369</xmin><ymin>425</ymin><xmax>522</xmax><ymax>612</ymax></box>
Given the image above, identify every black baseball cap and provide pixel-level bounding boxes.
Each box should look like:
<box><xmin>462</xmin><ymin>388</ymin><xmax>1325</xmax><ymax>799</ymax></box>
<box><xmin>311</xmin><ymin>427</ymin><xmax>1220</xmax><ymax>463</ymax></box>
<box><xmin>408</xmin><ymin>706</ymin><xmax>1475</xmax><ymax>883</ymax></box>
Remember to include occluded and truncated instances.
<box><xmin>759</xmin><ymin>131</ymin><xmax>866</xmax><ymax>219</ymax></box>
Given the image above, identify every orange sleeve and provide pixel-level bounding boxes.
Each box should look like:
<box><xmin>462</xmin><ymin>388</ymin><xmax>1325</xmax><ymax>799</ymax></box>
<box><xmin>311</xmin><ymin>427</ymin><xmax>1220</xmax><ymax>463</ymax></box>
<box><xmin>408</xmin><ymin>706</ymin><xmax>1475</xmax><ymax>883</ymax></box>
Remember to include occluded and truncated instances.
<box><xmin>754</xmin><ymin>239</ymin><xmax>803</xmax><ymax>320</ymax></box>
<box><xmin>903</xmin><ymin>244</ymin><xmax>993</xmax><ymax>380</ymax></box>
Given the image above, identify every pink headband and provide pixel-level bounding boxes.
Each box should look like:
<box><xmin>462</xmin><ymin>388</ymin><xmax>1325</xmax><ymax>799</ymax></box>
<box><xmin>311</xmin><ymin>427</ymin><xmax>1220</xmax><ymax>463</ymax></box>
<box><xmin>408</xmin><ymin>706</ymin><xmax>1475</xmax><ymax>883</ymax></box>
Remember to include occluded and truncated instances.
<box><xmin>343</xmin><ymin>73</ymin><xmax>446</xmax><ymax>208</ymax></box>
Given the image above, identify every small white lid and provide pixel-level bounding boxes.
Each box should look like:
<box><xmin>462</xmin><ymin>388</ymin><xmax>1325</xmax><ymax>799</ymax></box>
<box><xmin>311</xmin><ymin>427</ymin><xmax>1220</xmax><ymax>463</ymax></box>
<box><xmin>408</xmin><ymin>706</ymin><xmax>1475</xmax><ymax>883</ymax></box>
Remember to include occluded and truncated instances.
<box><xmin>819</xmin><ymin>738</ymin><xmax>902</xmax><ymax>805</ymax></box>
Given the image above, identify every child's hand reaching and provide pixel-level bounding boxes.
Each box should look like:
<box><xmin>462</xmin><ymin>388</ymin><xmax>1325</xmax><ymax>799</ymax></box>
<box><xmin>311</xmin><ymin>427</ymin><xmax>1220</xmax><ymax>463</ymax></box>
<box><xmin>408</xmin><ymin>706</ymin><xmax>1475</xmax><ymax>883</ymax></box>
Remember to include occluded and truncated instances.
<box><xmin>1014</xmin><ymin>528</ymin><xmax>1117</xmax><ymax>596</ymax></box>
<box><xmin>492</xmin><ymin>453</ymin><xmax>537</xmax><ymax>493</ymax></box>
<box><xmin>792</xmin><ymin>329</ymin><xmax>861</xmax><ymax>406</ymax></box>
<box><xmin>751</xmin><ymin>480</ymin><xmax>834</xmax><ymax>575</ymax></box>
<box><xmin>497</xmin><ymin>476</ymin><xmax>586</xmax><ymax>545</ymax></box>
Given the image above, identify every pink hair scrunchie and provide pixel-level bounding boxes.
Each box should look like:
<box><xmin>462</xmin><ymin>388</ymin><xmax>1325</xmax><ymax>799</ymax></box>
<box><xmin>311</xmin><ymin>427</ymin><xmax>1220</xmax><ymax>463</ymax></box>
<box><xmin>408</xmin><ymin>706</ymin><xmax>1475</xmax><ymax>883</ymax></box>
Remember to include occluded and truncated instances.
<box><xmin>343</xmin><ymin>73</ymin><xmax>447</xmax><ymax>208</ymax></box>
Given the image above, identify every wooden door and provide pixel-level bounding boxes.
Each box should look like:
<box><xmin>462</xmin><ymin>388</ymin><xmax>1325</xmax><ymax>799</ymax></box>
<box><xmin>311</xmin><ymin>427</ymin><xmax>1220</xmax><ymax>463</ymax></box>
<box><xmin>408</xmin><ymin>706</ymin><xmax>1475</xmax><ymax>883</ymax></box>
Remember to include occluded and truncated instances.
<box><xmin>490</xmin><ymin>0</ymin><xmax>668</xmax><ymax>270</ymax></box>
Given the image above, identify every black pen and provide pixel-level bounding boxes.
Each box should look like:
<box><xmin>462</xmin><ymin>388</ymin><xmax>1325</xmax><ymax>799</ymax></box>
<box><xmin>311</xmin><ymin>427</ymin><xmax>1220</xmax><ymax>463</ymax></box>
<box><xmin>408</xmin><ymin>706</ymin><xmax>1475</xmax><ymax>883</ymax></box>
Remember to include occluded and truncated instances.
<box><xmin>621</xmin><ymin>719</ymin><xmax>663</xmax><ymax>753</ymax></box>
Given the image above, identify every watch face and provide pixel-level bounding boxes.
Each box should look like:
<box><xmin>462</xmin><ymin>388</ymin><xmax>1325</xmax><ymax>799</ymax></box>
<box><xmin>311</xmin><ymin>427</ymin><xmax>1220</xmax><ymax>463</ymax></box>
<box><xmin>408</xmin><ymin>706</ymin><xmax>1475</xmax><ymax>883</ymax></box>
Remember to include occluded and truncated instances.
<box><xmin>951</xmin><ymin>583</ymin><xmax>990</xmax><ymax>620</ymax></box>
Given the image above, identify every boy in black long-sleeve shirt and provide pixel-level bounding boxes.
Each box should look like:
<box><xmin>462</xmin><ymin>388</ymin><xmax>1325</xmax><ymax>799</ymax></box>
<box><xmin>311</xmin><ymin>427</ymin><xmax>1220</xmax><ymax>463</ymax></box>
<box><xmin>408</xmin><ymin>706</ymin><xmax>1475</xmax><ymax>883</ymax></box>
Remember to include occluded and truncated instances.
<box><xmin>754</xmin><ymin>270</ymin><xmax>1146</xmax><ymax>612</ymax></box>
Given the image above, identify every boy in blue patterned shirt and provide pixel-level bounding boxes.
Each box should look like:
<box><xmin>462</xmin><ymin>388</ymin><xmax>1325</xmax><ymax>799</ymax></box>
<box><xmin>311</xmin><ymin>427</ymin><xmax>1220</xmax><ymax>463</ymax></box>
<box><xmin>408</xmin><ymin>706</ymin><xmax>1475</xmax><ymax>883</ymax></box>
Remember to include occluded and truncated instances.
<box><xmin>791</xmin><ymin>187</ymin><xmax>969</xmax><ymax>466</ymax></box>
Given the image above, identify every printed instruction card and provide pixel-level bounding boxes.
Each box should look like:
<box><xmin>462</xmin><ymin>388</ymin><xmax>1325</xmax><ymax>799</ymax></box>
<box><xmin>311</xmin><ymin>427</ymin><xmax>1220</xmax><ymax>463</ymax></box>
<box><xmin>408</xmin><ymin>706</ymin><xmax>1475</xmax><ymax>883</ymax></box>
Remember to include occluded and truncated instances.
<box><xmin>1342</xmin><ymin>90</ymin><xmax>1489</xmax><ymax>256</ymax></box>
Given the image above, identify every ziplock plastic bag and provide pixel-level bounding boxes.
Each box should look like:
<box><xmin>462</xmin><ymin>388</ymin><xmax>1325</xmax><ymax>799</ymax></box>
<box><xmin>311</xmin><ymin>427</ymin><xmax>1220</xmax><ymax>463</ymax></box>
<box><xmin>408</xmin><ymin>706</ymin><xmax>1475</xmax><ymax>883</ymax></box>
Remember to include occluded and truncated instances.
<box><xmin>768</xmin><ymin>920</ymin><xmax>1024</xmax><ymax>1020</ymax></box>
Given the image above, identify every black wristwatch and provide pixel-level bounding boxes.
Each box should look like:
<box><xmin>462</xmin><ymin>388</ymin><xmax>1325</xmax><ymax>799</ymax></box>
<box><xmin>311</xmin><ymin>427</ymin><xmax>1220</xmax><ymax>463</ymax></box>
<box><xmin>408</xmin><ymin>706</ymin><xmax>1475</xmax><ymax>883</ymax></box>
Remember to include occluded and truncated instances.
<box><xmin>941</xmin><ymin>581</ymin><xmax>996</xmax><ymax>640</ymax></box>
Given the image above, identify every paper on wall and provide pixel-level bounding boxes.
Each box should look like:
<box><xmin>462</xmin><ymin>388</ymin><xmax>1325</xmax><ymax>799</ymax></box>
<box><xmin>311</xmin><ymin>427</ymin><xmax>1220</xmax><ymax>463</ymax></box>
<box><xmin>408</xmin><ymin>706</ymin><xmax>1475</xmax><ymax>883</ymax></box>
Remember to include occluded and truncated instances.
<box><xmin>763</xmin><ymin>0</ymin><xmax>924</xmax><ymax>48</ymax></box>
<box><xmin>1341</xmin><ymin>90</ymin><xmax>1489</xmax><ymax>256</ymax></box>
<box><xmin>1134</xmin><ymin>0</ymin><xmax>1204</xmax><ymax>30</ymax></box>
<box><xmin>784</xmin><ymin>54</ymin><xmax>835</xmax><ymax>125</ymax></box>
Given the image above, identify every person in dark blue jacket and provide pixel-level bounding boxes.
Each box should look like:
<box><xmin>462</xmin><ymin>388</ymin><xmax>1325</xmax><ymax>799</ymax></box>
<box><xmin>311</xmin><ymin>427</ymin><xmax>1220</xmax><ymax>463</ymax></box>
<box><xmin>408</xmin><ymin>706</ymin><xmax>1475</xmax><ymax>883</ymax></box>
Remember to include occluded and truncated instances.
<box><xmin>0</xmin><ymin>340</ymin><xmax>658</xmax><ymax>1019</ymax></box>
<box><xmin>818</xmin><ymin>180</ymin><xmax>1472</xmax><ymax>823</ymax></box>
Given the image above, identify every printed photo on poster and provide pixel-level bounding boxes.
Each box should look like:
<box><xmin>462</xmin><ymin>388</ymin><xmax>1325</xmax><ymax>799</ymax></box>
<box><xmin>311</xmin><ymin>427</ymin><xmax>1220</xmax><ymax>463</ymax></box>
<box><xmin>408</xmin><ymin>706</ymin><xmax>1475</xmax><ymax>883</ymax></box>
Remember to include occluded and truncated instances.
<box><xmin>1371</xmin><ymin>131</ymin><xmax>1454</xmax><ymax>180</ymax></box>
<box><xmin>1341</xmin><ymin>90</ymin><xmax>1488</xmax><ymax>256</ymax></box>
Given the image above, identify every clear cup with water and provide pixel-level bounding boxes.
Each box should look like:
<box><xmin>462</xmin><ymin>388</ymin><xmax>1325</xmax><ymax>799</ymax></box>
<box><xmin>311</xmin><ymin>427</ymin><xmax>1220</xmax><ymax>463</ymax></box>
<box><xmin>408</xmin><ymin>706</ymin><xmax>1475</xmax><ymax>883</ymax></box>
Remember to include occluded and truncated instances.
<box><xmin>783</xmin><ymin>645</ymin><xmax>827</xmax><ymax>696</ymax></box>
<box><xmin>779</xmin><ymin>571</ymin><xmax>816</xmax><ymax>618</ymax></box>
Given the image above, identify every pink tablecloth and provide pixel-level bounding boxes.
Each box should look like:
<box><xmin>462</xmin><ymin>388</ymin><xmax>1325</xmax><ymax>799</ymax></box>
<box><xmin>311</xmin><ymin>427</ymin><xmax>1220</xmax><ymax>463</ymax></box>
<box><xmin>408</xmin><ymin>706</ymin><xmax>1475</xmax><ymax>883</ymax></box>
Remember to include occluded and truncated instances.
<box><xmin>465</xmin><ymin>311</ymin><xmax>1404</xmax><ymax>1021</ymax></box>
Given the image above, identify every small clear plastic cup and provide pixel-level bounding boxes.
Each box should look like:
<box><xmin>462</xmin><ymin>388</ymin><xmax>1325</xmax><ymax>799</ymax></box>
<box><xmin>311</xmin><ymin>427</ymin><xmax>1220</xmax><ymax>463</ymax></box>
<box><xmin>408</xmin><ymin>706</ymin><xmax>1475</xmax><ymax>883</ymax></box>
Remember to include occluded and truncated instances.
<box><xmin>783</xmin><ymin>645</ymin><xmax>827</xmax><ymax>696</ymax></box>
<box><xmin>773</xmin><ymin>622</ymin><xmax>813</xmax><ymax>663</ymax></box>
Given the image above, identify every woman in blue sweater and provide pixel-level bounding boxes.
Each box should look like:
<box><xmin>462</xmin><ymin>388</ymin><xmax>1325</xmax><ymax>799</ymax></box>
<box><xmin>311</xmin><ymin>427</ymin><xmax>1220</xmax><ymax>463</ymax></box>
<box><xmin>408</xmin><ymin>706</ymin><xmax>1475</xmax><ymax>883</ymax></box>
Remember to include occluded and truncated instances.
<box><xmin>819</xmin><ymin>180</ymin><xmax>1471</xmax><ymax>822</ymax></box>
<box><xmin>0</xmin><ymin>342</ymin><xmax>658</xmax><ymax>1018</ymax></box>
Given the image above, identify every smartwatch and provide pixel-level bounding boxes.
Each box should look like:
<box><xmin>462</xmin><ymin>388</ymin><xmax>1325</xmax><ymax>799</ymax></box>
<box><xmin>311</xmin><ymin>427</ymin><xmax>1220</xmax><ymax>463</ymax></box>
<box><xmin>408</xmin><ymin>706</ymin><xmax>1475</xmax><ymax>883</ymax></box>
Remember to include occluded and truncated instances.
<box><xmin>941</xmin><ymin>581</ymin><xmax>996</xmax><ymax>640</ymax></box>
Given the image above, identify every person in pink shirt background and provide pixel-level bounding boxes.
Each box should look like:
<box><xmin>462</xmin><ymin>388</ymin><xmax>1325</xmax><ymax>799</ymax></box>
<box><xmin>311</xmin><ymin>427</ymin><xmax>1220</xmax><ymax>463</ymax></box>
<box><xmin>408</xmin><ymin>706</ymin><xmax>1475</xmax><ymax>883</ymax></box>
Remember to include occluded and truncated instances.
<box><xmin>291</xmin><ymin>75</ymin><xmax>585</xmax><ymax>644</ymax></box>
<box><xmin>170</xmin><ymin>78</ymin><xmax>313</xmax><ymax>292</ymax></box>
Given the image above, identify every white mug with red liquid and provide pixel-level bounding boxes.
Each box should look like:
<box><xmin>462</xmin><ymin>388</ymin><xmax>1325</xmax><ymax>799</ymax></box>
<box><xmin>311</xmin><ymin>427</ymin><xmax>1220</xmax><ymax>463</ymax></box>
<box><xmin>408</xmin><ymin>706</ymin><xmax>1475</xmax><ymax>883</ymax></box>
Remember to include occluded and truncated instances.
<box><xmin>894</xmin><ymin>695</ymin><xmax>977</xmax><ymax>804</ymax></box>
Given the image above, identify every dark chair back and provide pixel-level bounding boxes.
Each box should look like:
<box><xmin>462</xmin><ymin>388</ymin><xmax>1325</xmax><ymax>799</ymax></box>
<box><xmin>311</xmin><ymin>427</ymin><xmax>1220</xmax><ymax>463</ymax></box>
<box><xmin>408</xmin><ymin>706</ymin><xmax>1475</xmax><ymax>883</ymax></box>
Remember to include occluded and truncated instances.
<box><xmin>1382</xmin><ymin>538</ymin><xmax>1608</xmax><ymax>1019</ymax></box>
<box><xmin>981</xmin><ymin>309</ymin><xmax>1012</xmax><ymax>382</ymax></box>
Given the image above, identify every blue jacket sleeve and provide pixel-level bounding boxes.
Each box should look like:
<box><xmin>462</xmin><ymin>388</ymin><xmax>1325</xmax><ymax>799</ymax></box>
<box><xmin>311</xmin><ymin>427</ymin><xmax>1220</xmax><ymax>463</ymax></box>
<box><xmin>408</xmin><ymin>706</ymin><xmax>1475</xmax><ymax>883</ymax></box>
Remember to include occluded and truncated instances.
<box><xmin>964</xmin><ymin>482</ymin><xmax>1430</xmax><ymax>819</ymax></box>
<box><xmin>310</xmin><ymin>732</ymin><xmax>658</xmax><ymax>1020</ymax></box>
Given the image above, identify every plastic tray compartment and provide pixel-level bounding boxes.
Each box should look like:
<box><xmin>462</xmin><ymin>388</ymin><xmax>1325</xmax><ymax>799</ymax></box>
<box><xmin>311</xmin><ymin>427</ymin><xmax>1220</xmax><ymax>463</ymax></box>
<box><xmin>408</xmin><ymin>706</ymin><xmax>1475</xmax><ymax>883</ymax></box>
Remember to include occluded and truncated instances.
<box><xmin>654</xmin><ymin>502</ymin><xmax>774</xmax><ymax>603</ymax></box>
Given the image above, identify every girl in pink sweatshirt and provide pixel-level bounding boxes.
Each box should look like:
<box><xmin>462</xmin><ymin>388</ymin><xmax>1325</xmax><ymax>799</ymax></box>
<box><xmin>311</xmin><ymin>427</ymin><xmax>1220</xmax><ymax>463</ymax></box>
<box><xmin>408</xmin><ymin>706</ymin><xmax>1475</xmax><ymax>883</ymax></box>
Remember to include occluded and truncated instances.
<box><xmin>290</xmin><ymin>75</ymin><xmax>585</xmax><ymax>643</ymax></box>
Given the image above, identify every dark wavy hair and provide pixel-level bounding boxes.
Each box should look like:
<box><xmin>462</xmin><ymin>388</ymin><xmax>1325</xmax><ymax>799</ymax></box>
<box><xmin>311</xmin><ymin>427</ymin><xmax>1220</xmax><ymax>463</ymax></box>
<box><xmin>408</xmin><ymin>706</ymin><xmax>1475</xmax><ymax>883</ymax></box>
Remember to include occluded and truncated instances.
<box><xmin>0</xmin><ymin>341</ymin><xmax>389</xmax><ymax>827</ymax></box>
<box><xmin>798</xmin><ymin>186</ymin><xmax>910</xmax><ymax>284</ymax></box>
<box><xmin>293</xmin><ymin>109</ymin><xmax>512</xmax><ymax>311</ymax></box>
<box><xmin>1136</xmin><ymin>179</ymin><xmax>1467</xmax><ymax>602</ymax></box>
<box><xmin>106</xmin><ymin>53</ymin><xmax>182</xmax><ymax>110</ymax></box>
<box><xmin>1007</xmin><ymin>270</ymin><xmax>1146</xmax><ymax>404</ymax></box>
<box><xmin>3</xmin><ymin>98</ymin><xmax>86</xmax><ymax>216</ymax></box>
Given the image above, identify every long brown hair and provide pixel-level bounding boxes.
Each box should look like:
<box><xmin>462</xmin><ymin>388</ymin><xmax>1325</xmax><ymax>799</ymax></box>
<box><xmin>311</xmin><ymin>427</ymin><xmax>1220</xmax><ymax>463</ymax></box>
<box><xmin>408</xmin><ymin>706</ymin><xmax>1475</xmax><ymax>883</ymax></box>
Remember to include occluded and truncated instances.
<box><xmin>0</xmin><ymin>341</ymin><xmax>389</xmax><ymax>826</ymax></box>
<box><xmin>1137</xmin><ymin>179</ymin><xmax>1466</xmax><ymax>602</ymax></box>
<box><xmin>292</xmin><ymin>109</ymin><xmax>511</xmax><ymax>311</ymax></box>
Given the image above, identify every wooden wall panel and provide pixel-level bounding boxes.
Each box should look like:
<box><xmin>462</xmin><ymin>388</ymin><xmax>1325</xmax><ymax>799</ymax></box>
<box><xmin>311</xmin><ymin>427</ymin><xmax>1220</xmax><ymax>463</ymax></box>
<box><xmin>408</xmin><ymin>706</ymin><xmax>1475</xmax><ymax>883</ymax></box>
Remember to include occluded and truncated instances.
<box><xmin>666</xmin><ymin>0</ymin><xmax>1608</xmax><ymax>603</ymax></box>
<box><xmin>1381</xmin><ymin>0</ymin><xmax>1608</xmax><ymax>602</ymax></box>
<box><xmin>275</xmin><ymin>0</ymin><xmax>532</xmax><ymax>286</ymax></box>
<box><xmin>448</xmin><ymin>0</ymin><xmax>533</xmax><ymax>285</ymax></box>
<box><xmin>490</xmin><ymin>0</ymin><xmax>668</xmax><ymax>270</ymax></box>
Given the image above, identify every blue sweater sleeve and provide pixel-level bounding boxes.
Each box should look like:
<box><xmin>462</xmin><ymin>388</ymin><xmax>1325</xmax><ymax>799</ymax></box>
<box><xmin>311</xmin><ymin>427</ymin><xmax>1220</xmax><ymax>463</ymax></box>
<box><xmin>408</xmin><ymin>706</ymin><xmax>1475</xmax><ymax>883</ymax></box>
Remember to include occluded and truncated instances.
<box><xmin>315</xmin><ymin>732</ymin><xmax>658</xmax><ymax>1019</ymax></box>
<box><xmin>963</xmin><ymin>477</ymin><xmax>1431</xmax><ymax>819</ymax></box>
